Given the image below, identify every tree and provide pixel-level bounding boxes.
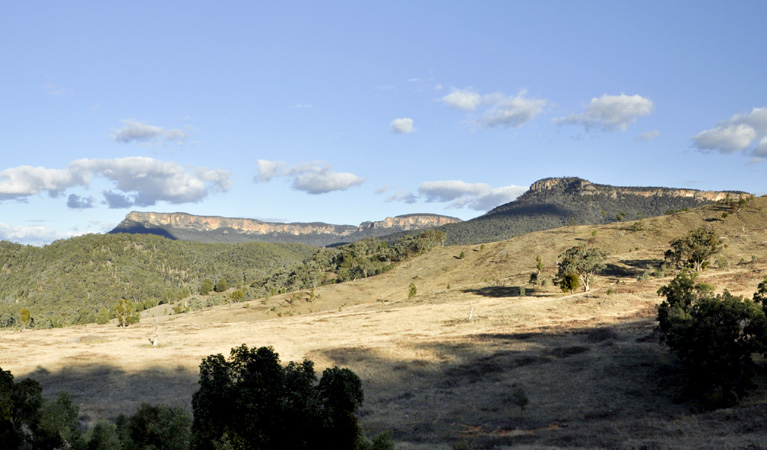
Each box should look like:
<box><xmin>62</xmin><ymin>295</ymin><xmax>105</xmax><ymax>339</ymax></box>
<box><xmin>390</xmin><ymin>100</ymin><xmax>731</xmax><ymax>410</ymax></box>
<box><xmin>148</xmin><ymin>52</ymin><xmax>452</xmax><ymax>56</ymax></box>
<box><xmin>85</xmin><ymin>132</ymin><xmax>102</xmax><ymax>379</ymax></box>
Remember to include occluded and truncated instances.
<box><xmin>555</xmin><ymin>245</ymin><xmax>608</xmax><ymax>292</ymax></box>
<box><xmin>408</xmin><ymin>283</ymin><xmax>417</xmax><ymax>299</ymax></box>
<box><xmin>114</xmin><ymin>298</ymin><xmax>140</xmax><ymax>327</ymax></box>
<box><xmin>119</xmin><ymin>403</ymin><xmax>192</xmax><ymax>450</ymax></box>
<box><xmin>38</xmin><ymin>390</ymin><xmax>84</xmax><ymax>449</ymax></box>
<box><xmin>0</xmin><ymin>367</ymin><xmax>43</xmax><ymax>449</ymax></box>
<box><xmin>86</xmin><ymin>421</ymin><xmax>121</xmax><ymax>450</ymax></box>
<box><xmin>214</xmin><ymin>278</ymin><xmax>228</xmax><ymax>293</ymax></box>
<box><xmin>657</xmin><ymin>271</ymin><xmax>767</xmax><ymax>407</ymax></box>
<box><xmin>191</xmin><ymin>345</ymin><xmax>364</xmax><ymax>450</ymax></box>
<box><xmin>18</xmin><ymin>309</ymin><xmax>30</xmax><ymax>331</ymax></box>
<box><xmin>664</xmin><ymin>227</ymin><xmax>722</xmax><ymax>272</ymax></box>
<box><xmin>200</xmin><ymin>278</ymin><xmax>214</xmax><ymax>296</ymax></box>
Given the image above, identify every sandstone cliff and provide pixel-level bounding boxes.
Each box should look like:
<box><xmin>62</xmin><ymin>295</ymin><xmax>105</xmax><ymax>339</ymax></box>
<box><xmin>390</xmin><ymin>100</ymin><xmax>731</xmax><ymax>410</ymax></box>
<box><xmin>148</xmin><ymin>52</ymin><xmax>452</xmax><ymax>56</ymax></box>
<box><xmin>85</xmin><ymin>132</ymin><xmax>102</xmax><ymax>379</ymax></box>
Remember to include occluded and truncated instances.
<box><xmin>111</xmin><ymin>212</ymin><xmax>461</xmax><ymax>246</ymax></box>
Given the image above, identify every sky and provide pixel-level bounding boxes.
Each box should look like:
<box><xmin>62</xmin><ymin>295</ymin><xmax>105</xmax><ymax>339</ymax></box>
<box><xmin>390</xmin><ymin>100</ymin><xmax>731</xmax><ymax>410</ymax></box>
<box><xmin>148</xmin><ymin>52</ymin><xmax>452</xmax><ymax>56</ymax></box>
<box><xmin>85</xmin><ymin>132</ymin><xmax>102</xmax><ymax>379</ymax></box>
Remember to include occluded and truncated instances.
<box><xmin>1</xmin><ymin>1</ymin><xmax>766</xmax><ymax>246</ymax></box>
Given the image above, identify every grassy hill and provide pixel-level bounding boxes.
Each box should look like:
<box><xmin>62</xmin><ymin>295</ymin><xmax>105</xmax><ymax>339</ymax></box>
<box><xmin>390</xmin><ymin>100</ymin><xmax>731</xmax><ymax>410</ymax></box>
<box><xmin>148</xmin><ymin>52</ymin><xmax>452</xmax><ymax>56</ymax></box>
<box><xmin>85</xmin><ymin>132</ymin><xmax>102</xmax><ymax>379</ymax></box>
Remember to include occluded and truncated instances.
<box><xmin>0</xmin><ymin>233</ymin><xmax>315</xmax><ymax>328</ymax></box>
<box><xmin>2</xmin><ymin>197</ymin><xmax>767</xmax><ymax>448</ymax></box>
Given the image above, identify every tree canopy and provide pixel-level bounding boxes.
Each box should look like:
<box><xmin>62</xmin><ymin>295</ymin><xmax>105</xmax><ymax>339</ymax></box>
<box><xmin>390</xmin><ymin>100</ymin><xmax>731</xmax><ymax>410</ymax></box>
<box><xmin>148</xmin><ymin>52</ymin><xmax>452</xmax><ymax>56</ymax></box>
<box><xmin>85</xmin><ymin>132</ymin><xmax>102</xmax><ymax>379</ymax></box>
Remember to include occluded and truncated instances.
<box><xmin>191</xmin><ymin>345</ymin><xmax>364</xmax><ymax>450</ymax></box>
<box><xmin>657</xmin><ymin>271</ymin><xmax>767</xmax><ymax>407</ymax></box>
<box><xmin>664</xmin><ymin>227</ymin><xmax>722</xmax><ymax>272</ymax></box>
<box><xmin>555</xmin><ymin>245</ymin><xmax>608</xmax><ymax>292</ymax></box>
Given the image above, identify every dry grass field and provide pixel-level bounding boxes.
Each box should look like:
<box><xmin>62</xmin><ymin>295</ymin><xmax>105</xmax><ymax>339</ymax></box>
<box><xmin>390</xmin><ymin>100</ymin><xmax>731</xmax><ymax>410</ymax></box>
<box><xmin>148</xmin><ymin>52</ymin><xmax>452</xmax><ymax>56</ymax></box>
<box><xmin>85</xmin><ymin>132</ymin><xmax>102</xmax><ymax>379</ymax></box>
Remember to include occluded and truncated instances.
<box><xmin>2</xmin><ymin>198</ymin><xmax>767</xmax><ymax>449</ymax></box>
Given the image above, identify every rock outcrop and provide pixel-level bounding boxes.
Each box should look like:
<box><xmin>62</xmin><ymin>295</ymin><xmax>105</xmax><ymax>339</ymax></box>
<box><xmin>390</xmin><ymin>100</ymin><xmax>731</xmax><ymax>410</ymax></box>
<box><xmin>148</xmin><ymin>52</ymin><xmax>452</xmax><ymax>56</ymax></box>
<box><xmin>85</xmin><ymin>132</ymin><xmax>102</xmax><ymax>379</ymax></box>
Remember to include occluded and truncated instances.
<box><xmin>111</xmin><ymin>212</ymin><xmax>461</xmax><ymax>246</ymax></box>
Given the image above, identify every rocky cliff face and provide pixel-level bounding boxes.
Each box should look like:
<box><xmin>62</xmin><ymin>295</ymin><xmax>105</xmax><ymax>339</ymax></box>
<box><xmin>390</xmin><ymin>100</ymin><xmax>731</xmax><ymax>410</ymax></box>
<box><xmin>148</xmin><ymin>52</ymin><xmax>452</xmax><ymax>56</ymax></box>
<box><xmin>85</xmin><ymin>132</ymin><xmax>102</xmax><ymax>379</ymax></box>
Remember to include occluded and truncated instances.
<box><xmin>528</xmin><ymin>177</ymin><xmax>747</xmax><ymax>202</ymax></box>
<box><xmin>111</xmin><ymin>212</ymin><xmax>461</xmax><ymax>246</ymax></box>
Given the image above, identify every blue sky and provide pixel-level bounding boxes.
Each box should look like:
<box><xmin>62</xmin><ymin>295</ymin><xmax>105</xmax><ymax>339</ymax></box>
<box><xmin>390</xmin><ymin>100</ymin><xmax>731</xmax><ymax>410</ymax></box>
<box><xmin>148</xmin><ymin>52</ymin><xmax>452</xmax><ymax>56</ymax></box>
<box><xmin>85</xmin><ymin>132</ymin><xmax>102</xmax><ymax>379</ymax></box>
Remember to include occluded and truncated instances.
<box><xmin>1</xmin><ymin>1</ymin><xmax>766</xmax><ymax>245</ymax></box>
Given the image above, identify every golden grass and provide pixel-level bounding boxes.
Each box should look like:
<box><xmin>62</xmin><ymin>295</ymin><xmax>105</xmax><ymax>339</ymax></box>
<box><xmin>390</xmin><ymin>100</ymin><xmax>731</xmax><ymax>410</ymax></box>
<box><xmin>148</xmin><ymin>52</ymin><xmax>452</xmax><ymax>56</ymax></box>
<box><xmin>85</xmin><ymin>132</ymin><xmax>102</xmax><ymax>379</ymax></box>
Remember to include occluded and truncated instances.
<box><xmin>2</xmin><ymin>198</ymin><xmax>767</xmax><ymax>448</ymax></box>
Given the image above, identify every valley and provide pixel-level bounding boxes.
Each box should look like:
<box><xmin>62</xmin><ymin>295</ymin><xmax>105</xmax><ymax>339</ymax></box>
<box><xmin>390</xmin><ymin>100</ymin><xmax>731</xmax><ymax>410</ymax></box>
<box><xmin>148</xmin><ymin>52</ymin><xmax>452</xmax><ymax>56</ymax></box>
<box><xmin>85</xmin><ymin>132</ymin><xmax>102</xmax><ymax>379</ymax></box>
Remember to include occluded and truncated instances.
<box><xmin>2</xmin><ymin>196</ymin><xmax>767</xmax><ymax>448</ymax></box>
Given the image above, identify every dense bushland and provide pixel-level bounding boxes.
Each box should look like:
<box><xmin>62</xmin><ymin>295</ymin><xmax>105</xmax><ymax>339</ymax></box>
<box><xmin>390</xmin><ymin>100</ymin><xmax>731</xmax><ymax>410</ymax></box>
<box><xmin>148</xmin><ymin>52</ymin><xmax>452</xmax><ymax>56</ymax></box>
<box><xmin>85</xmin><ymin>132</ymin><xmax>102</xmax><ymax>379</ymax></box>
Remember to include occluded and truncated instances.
<box><xmin>0</xmin><ymin>234</ymin><xmax>315</xmax><ymax>328</ymax></box>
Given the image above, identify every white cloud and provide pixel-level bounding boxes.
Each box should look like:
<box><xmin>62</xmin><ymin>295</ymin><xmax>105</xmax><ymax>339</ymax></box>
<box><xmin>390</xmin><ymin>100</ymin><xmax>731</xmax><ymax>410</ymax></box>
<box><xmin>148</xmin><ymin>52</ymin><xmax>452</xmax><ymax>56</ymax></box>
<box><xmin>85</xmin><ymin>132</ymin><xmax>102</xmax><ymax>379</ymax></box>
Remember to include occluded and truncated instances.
<box><xmin>0</xmin><ymin>222</ymin><xmax>78</xmax><ymax>246</ymax></box>
<box><xmin>441</xmin><ymin>89</ymin><xmax>482</xmax><ymax>111</ymax></box>
<box><xmin>478</xmin><ymin>91</ymin><xmax>547</xmax><ymax>129</ymax></box>
<box><xmin>255</xmin><ymin>160</ymin><xmax>366</xmax><ymax>194</ymax></box>
<box><xmin>255</xmin><ymin>159</ymin><xmax>288</xmax><ymax>182</ymax></box>
<box><xmin>635</xmin><ymin>130</ymin><xmax>661</xmax><ymax>141</ymax></box>
<box><xmin>0</xmin><ymin>157</ymin><xmax>232</xmax><ymax>207</ymax></box>
<box><xmin>390</xmin><ymin>118</ymin><xmax>415</xmax><ymax>134</ymax></box>
<box><xmin>441</xmin><ymin>88</ymin><xmax>547</xmax><ymax>128</ymax></box>
<box><xmin>111</xmin><ymin>119</ymin><xmax>191</xmax><ymax>145</ymax></box>
<box><xmin>416</xmin><ymin>180</ymin><xmax>526</xmax><ymax>211</ymax></box>
<box><xmin>0</xmin><ymin>166</ymin><xmax>87</xmax><ymax>200</ymax></box>
<box><xmin>692</xmin><ymin>107</ymin><xmax>767</xmax><ymax>157</ymax></box>
<box><xmin>554</xmin><ymin>94</ymin><xmax>654</xmax><ymax>132</ymax></box>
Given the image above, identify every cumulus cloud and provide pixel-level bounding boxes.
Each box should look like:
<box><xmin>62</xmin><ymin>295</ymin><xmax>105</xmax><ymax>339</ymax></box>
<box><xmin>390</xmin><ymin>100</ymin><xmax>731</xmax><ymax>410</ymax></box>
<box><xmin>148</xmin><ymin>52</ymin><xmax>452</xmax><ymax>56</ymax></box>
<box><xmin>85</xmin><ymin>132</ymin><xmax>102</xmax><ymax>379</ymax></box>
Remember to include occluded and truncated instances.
<box><xmin>691</xmin><ymin>107</ymin><xmax>767</xmax><ymax>157</ymax></box>
<box><xmin>0</xmin><ymin>222</ymin><xmax>78</xmax><ymax>246</ymax></box>
<box><xmin>477</xmin><ymin>91</ymin><xmax>547</xmax><ymax>129</ymax></box>
<box><xmin>635</xmin><ymin>130</ymin><xmax>661</xmax><ymax>141</ymax></box>
<box><xmin>255</xmin><ymin>160</ymin><xmax>366</xmax><ymax>194</ymax></box>
<box><xmin>66</xmin><ymin>194</ymin><xmax>95</xmax><ymax>209</ymax></box>
<box><xmin>111</xmin><ymin>119</ymin><xmax>191</xmax><ymax>145</ymax></box>
<box><xmin>415</xmin><ymin>180</ymin><xmax>526</xmax><ymax>211</ymax></box>
<box><xmin>441</xmin><ymin>89</ymin><xmax>482</xmax><ymax>111</ymax></box>
<box><xmin>0</xmin><ymin>157</ymin><xmax>232</xmax><ymax>208</ymax></box>
<box><xmin>554</xmin><ymin>94</ymin><xmax>654</xmax><ymax>132</ymax></box>
<box><xmin>0</xmin><ymin>166</ymin><xmax>87</xmax><ymax>200</ymax></box>
<box><xmin>390</xmin><ymin>118</ymin><xmax>415</xmax><ymax>134</ymax></box>
<box><xmin>441</xmin><ymin>88</ymin><xmax>547</xmax><ymax>129</ymax></box>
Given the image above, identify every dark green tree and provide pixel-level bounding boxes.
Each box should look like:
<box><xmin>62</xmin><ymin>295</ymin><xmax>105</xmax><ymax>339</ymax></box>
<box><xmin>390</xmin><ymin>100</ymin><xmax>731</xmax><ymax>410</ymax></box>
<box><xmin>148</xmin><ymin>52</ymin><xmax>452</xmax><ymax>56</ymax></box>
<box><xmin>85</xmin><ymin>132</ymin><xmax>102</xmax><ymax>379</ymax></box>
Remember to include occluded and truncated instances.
<box><xmin>200</xmin><ymin>279</ymin><xmax>214</xmax><ymax>296</ymax></box>
<box><xmin>85</xmin><ymin>421</ymin><xmax>121</xmax><ymax>450</ymax></box>
<box><xmin>191</xmin><ymin>345</ymin><xmax>364</xmax><ymax>450</ymax></box>
<box><xmin>664</xmin><ymin>227</ymin><xmax>722</xmax><ymax>272</ymax></box>
<box><xmin>119</xmin><ymin>403</ymin><xmax>192</xmax><ymax>450</ymax></box>
<box><xmin>214</xmin><ymin>278</ymin><xmax>228</xmax><ymax>293</ymax></box>
<box><xmin>38</xmin><ymin>390</ymin><xmax>85</xmax><ymax>449</ymax></box>
<box><xmin>555</xmin><ymin>245</ymin><xmax>608</xmax><ymax>291</ymax></box>
<box><xmin>657</xmin><ymin>271</ymin><xmax>767</xmax><ymax>407</ymax></box>
<box><xmin>0</xmin><ymin>368</ymin><xmax>43</xmax><ymax>449</ymax></box>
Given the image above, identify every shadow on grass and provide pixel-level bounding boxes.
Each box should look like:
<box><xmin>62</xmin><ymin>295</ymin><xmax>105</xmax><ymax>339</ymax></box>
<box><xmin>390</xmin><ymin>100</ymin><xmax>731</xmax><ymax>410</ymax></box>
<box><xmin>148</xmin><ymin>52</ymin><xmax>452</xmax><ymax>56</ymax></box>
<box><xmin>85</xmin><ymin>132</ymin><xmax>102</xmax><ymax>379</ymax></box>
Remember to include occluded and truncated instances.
<box><xmin>461</xmin><ymin>286</ymin><xmax>536</xmax><ymax>298</ymax></box>
<box><xmin>311</xmin><ymin>319</ymin><xmax>722</xmax><ymax>449</ymax></box>
<box><xmin>23</xmin><ymin>363</ymin><xmax>198</xmax><ymax>421</ymax></box>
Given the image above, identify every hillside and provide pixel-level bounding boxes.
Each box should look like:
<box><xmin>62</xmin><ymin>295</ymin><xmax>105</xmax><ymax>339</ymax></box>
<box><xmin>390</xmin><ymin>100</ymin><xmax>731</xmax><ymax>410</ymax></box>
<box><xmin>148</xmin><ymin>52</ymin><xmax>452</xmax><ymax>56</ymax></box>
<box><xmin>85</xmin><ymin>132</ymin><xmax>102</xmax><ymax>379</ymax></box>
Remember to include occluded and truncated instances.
<box><xmin>438</xmin><ymin>176</ymin><xmax>749</xmax><ymax>245</ymax></box>
<box><xmin>2</xmin><ymin>197</ymin><xmax>767</xmax><ymax>448</ymax></box>
<box><xmin>110</xmin><ymin>211</ymin><xmax>461</xmax><ymax>246</ymax></box>
<box><xmin>0</xmin><ymin>234</ymin><xmax>315</xmax><ymax>328</ymax></box>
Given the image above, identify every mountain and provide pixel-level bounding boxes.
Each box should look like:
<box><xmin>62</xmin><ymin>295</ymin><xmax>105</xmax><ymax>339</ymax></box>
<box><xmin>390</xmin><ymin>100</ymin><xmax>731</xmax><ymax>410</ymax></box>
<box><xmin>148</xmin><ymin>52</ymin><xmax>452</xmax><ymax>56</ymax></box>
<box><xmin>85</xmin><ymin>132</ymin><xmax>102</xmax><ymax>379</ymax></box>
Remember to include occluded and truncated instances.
<box><xmin>109</xmin><ymin>212</ymin><xmax>461</xmax><ymax>246</ymax></box>
<box><xmin>437</xmin><ymin>176</ymin><xmax>750</xmax><ymax>245</ymax></box>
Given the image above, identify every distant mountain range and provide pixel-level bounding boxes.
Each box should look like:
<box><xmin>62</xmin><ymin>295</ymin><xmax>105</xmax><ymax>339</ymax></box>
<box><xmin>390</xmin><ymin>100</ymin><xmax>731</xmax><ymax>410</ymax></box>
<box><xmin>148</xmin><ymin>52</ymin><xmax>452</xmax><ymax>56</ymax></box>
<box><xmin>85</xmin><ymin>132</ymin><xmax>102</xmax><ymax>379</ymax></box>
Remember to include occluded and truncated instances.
<box><xmin>109</xmin><ymin>177</ymin><xmax>750</xmax><ymax>246</ymax></box>
<box><xmin>109</xmin><ymin>212</ymin><xmax>462</xmax><ymax>246</ymax></box>
<box><xmin>438</xmin><ymin>177</ymin><xmax>749</xmax><ymax>245</ymax></box>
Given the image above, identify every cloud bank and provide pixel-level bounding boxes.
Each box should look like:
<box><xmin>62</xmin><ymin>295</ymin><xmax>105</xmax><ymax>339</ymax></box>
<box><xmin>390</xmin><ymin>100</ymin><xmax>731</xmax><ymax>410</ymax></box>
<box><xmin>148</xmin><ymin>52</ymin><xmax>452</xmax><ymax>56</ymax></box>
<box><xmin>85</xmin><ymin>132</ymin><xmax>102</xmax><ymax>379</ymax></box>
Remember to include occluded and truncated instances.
<box><xmin>255</xmin><ymin>160</ymin><xmax>366</xmax><ymax>194</ymax></box>
<box><xmin>0</xmin><ymin>157</ymin><xmax>232</xmax><ymax>208</ymax></box>
<box><xmin>554</xmin><ymin>93</ymin><xmax>654</xmax><ymax>132</ymax></box>
<box><xmin>691</xmin><ymin>107</ymin><xmax>767</xmax><ymax>158</ymax></box>
<box><xmin>111</xmin><ymin>119</ymin><xmax>191</xmax><ymax>145</ymax></box>
<box><xmin>440</xmin><ymin>88</ymin><xmax>547</xmax><ymax>129</ymax></box>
